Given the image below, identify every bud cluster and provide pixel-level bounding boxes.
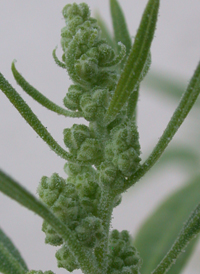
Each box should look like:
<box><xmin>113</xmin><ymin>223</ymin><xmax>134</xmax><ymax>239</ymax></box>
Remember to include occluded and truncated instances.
<box><xmin>61</xmin><ymin>3</ymin><xmax>125</xmax><ymax>123</ymax></box>
<box><xmin>37</xmin><ymin>2</ymin><xmax>142</xmax><ymax>273</ymax></box>
<box><xmin>107</xmin><ymin>230</ymin><xmax>141</xmax><ymax>274</ymax></box>
<box><xmin>37</xmin><ymin>169</ymin><xmax>104</xmax><ymax>271</ymax></box>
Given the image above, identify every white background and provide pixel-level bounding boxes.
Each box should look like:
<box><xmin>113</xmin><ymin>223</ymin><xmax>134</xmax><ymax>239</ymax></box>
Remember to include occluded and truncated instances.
<box><xmin>0</xmin><ymin>0</ymin><xmax>200</xmax><ymax>273</ymax></box>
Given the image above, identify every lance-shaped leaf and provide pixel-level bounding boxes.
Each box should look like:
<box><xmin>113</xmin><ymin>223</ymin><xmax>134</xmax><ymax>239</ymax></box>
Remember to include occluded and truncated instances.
<box><xmin>134</xmin><ymin>175</ymin><xmax>200</xmax><ymax>274</ymax></box>
<box><xmin>0</xmin><ymin>170</ymin><xmax>100</xmax><ymax>274</ymax></box>
<box><xmin>95</xmin><ymin>12</ymin><xmax>116</xmax><ymax>50</ymax></box>
<box><xmin>144</xmin><ymin>71</ymin><xmax>186</xmax><ymax>101</ymax></box>
<box><xmin>11</xmin><ymin>61</ymin><xmax>82</xmax><ymax>118</ymax></box>
<box><xmin>110</xmin><ymin>0</ymin><xmax>132</xmax><ymax>61</ymax></box>
<box><xmin>0</xmin><ymin>72</ymin><xmax>78</xmax><ymax>163</ymax></box>
<box><xmin>0</xmin><ymin>228</ymin><xmax>28</xmax><ymax>274</ymax></box>
<box><xmin>0</xmin><ymin>242</ymin><xmax>27</xmax><ymax>274</ymax></box>
<box><xmin>122</xmin><ymin>61</ymin><xmax>200</xmax><ymax>192</ymax></box>
<box><xmin>152</xmin><ymin>198</ymin><xmax>200</xmax><ymax>274</ymax></box>
<box><xmin>104</xmin><ymin>0</ymin><xmax>160</xmax><ymax>125</ymax></box>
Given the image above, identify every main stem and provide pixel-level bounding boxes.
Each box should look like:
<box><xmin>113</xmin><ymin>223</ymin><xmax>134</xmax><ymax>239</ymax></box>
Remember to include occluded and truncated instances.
<box><xmin>95</xmin><ymin>188</ymin><xmax>115</xmax><ymax>273</ymax></box>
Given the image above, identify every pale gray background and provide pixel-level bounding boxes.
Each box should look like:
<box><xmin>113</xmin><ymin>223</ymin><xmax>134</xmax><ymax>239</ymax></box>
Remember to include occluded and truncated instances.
<box><xmin>0</xmin><ymin>0</ymin><xmax>200</xmax><ymax>273</ymax></box>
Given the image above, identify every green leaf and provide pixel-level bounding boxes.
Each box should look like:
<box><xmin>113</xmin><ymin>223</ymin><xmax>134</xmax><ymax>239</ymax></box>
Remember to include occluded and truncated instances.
<box><xmin>0</xmin><ymin>170</ymin><xmax>100</xmax><ymax>274</ymax></box>
<box><xmin>0</xmin><ymin>228</ymin><xmax>28</xmax><ymax>272</ymax></box>
<box><xmin>152</xmin><ymin>201</ymin><xmax>200</xmax><ymax>274</ymax></box>
<box><xmin>110</xmin><ymin>0</ymin><xmax>132</xmax><ymax>63</ymax></box>
<box><xmin>0</xmin><ymin>72</ymin><xmax>78</xmax><ymax>163</ymax></box>
<box><xmin>95</xmin><ymin>12</ymin><xmax>116</xmax><ymax>50</ymax></box>
<box><xmin>152</xmin><ymin>146</ymin><xmax>199</xmax><ymax>172</ymax></box>
<box><xmin>144</xmin><ymin>71</ymin><xmax>186</xmax><ymax>100</ymax></box>
<box><xmin>123</xmin><ymin>61</ymin><xmax>200</xmax><ymax>192</ymax></box>
<box><xmin>11</xmin><ymin>61</ymin><xmax>82</xmax><ymax>118</ymax></box>
<box><xmin>0</xmin><ymin>242</ymin><xmax>27</xmax><ymax>274</ymax></box>
<box><xmin>134</xmin><ymin>175</ymin><xmax>200</xmax><ymax>274</ymax></box>
<box><xmin>104</xmin><ymin>0</ymin><xmax>160</xmax><ymax>125</ymax></box>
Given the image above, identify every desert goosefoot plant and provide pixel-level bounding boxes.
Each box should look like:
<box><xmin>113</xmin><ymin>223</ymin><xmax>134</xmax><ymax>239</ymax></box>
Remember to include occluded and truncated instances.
<box><xmin>0</xmin><ymin>1</ymin><xmax>200</xmax><ymax>274</ymax></box>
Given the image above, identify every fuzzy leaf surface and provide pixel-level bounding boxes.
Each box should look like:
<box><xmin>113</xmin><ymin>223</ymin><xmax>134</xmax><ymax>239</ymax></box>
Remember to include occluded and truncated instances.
<box><xmin>105</xmin><ymin>0</ymin><xmax>160</xmax><ymax>125</ymax></box>
<box><xmin>134</xmin><ymin>175</ymin><xmax>200</xmax><ymax>274</ymax></box>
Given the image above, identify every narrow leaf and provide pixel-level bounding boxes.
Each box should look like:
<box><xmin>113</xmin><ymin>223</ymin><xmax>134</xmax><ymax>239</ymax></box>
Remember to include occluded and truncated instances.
<box><xmin>0</xmin><ymin>170</ymin><xmax>100</xmax><ymax>274</ymax></box>
<box><xmin>154</xmin><ymin>146</ymin><xmax>199</xmax><ymax>172</ymax></box>
<box><xmin>152</xmin><ymin>200</ymin><xmax>200</xmax><ymax>274</ymax></box>
<box><xmin>0</xmin><ymin>72</ymin><xmax>77</xmax><ymax>162</ymax></box>
<box><xmin>0</xmin><ymin>228</ymin><xmax>28</xmax><ymax>272</ymax></box>
<box><xmin>144</xmin><ymin>71</ymin><xmax>186</xmax><ymax>101</ymax></box>
<box><xmin>134</xmin><ymin>175</ymin><xmax>200</xmax><ymax>274</ymax></box>
<box><xmin>52</xmin><ymin>48</ymin><xmax>66</xmax><ymax>69</ymax></box>
<box><xmin>110</xmin><ymin>0</ymin><xmax>132</xmax><ymax>61</ymax></box>
<box><xmin>0</xmin><ymin>242</ymin><xmax>26</xmax><ymax>274</ymax></box>
<box><xmin>95</xmin><ymin>12</ymin><xmax>116</xmax><ymax>50</ymax></box>
<box><xmin>11</xmin><ymin>61</ymin><xmax>82</xmax><ymax>118</ymax></box>
<box><xmin>123</xmin><ymin>61</ymin><xmax>200</xmax><ymax>192</ymax></box>
<box><xmin>127</xmin><ymin>52</ymin><xmax>151</xmax><ymax>119</ymax></box>
<box><xmin>104</xmin><ymin>0</ymin><xmax>160</xmax><ymax>125</ymax></box>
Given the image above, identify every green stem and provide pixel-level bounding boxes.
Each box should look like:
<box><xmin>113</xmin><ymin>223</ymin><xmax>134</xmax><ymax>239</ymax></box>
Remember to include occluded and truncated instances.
<box><xmin>95</xmin><ymin>188</ymin><xmax>115</xmax><ymax>273</ymax></box>
<box><xmin>0</xmin><ymin>170</ymin><xmax>101</xmax><ymax>274</ymax></box>
<box><xmin>11</xmin><ymin>61</ymin><xmax>82</xmax><ymax>118</ymax></box>
<box><xmin>152</xmin><ymin>202</ymin><xmax>200</xmax><ymax>274</ymax></box>
<box><xmin>121</xmin><ymin>61</ymin><xmax>200</xmax><ymax>193</ymax></box>
<box><xmin>0</xmin><ymin>72</ymin><xmax>79</xmax><ymax>162</ymax></box>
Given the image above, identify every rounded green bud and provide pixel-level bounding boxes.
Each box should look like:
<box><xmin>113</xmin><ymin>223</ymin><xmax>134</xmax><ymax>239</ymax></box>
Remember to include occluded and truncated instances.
<box><xmin>110</xmin><ymin>229</ymin><xmax>120</xmax><ymax>239</ymax></box>
<box><xmin>42</xmin><ymin>221</ymin><xmax>63</xmax><ymax>246</ymax></box>
<box><xmin>98</xmin><ymin>43</ymin><xmax>115</xmax><ymax>65</ymax></box>
<box><xmin>56</xmin><ymin>243</ymin><xmax>79</xmax><ymax>272</ymax></box>
<box><xmin>116</xmin><ymin>148</ymin><xmax>140</xmax><ymax>176</ymax></box>
<box><xmin>64</xmin><ymin>162</ymin><xmax>82</xmax><ymax>176</ymax></box>
<box><xmin>63</xmin><ymin>124</ymin><xmax>90</xmax><ymax>150</ymax></box>
<box><xmin>63</xmin><ymin>85</ymin><xmax>85</xmax><ymax>110</ymax></box>
<box><xmin>62</xmin><ymin>3</ymin><xmax>90</xmax><ymax>21</ymax></box>
<box><xmin>37</xmin><ymin>174</ymin><xmax>66</xmax><ymax>207</ymax></box>
<box><xmin>77</xmin><ymin>138</ymin><xmax>102</xmax><ymax>162</ymax></box>
<box><xmin>75</xmin><ymin>57</ymin><xmax>99</xmax><ymax>82</ymax></box>
<box><xmin>92</xmin><ymin>88</ymin><xmax>110</xmax><ymax>108</ymax></box>
<box><xmin>108</xmin><ymin>230</ymin><xmax>141</xmax><ymax>274</ymax></box>
<box><xmin>111</xmin><ymin>257</ymin><xmax>124</xmax><ymax>269</ymax></box>
<box><xmin>75</xmin><ymin>172</ymin><xmax>98</xmax><ymax>199</ymax></box>
<box><xmin>99</xmin><ymin>162</ymin><xmax>117</xmax><ymax>185</ymax></box>
<box><xmin>75</xmin><ymin>216</ymin><xmax>103</xmax><ymax>247</ymax></box>
<box><xmin>80</xmin><ymin>92</ymin><xmax>97</xmax><ymax>120</ymax></box>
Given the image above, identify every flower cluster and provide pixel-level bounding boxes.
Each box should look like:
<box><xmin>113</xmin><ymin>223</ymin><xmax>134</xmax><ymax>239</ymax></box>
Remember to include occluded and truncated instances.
<box><xmin>37</xmin><ymin>2</ymin><xmax>141</xmax><ymax>273</ymax></box>
<box><xmin>107</xmin><ymin>230</ymin><xmax>141</xmax><ymax>274</ymax></box>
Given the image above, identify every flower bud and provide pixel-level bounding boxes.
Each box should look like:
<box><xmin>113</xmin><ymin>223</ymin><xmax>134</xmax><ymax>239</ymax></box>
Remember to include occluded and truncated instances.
<box><xmin>80</xmin><ymin>92</ymin><xmax>97</xmax><ymax>120</ymax></box>
<box><xmin>99</xmin><ymin>162</ymin><xmax>117</xmax><ymax>185</ymax></box>
<box><xmin>63</xmin><ymin>124</ymin><xmax>90</xmax><ymax>150</ymax></box>
<box><xmin>98</xmin><ymin>43</ymin><xmax>115</xmax><ymax>65</ymax></box>
<box><xmin>75</xmin><ymin>216</ymin><xmax>103</xmax><ymax>247</ymax></box>
<box><xmin>56</xmin><ymin>243</ymin><xmax>79</xmax><ymax>272</ymax></box>
<box><xmin>116</xmin><ymin>148</ymin><xmax>140</xmax><ymax>176</ymax></box>
<box><xmin>77</xmin><ymin>138</ymin><xmax>102</xmax><ymax>162</ymax></box>
<box><xmin>63</xmin><ymin>85</ymin><xmax>84</xmax><ymax>110</ymax></box>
